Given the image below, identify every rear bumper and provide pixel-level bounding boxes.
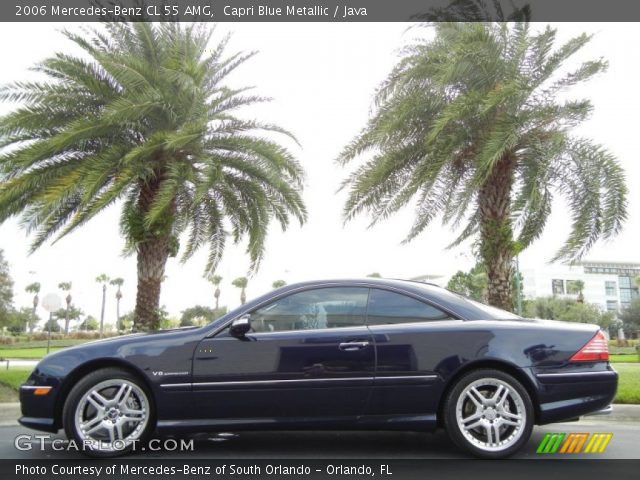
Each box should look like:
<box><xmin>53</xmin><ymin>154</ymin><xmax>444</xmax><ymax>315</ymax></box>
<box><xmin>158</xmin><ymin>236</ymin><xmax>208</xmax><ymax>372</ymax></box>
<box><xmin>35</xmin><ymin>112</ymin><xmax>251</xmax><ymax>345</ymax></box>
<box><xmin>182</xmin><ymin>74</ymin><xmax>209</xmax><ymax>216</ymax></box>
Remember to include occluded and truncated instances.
<box><xmin>530</xmin><ymin>368</ymin><xmax>617</xmax><ymax>425</ymax></box>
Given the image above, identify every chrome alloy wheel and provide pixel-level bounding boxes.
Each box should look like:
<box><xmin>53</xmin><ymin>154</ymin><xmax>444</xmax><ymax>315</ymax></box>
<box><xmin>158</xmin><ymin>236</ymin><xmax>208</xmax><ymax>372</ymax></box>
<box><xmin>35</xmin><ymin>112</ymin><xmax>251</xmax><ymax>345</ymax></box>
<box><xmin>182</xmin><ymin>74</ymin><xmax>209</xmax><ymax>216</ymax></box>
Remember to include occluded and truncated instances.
<box><xmin>74</xmin><ymin>379</ymin><xmax>149</xmax><ymax>452</ymax></box>
<box><xmin>455</xmin><ymin>378</ymin><xmax>526</xmax><ymax>452</ymax></box>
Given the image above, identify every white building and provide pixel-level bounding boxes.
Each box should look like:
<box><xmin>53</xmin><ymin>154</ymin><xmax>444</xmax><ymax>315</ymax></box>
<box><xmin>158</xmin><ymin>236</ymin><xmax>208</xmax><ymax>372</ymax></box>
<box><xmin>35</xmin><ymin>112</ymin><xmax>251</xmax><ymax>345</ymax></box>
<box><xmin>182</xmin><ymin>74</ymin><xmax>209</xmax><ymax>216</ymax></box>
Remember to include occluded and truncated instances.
<box><xmin>521</xmin><ymin>260</ymin><xmax>640</xmax><ymax>314</ymax></box>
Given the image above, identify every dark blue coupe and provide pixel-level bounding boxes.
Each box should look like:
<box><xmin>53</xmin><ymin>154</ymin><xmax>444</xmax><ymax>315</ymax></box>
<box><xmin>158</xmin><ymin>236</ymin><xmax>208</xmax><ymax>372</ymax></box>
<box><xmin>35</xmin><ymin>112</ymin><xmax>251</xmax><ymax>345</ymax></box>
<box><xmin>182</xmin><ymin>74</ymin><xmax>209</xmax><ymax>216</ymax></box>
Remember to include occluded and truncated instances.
<box><xmin>19</xmin><ymin>278</ymin><xmax>617</xmax><ymax>458</ymax></box>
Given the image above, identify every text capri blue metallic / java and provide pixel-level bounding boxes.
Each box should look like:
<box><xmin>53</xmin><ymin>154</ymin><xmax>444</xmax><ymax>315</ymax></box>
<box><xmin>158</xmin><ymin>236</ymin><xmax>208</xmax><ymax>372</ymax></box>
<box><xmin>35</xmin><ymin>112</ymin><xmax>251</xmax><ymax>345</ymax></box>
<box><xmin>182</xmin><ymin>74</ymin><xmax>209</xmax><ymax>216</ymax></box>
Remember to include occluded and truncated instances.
<box><xmin>19</xmin><ymin>279</ymin><xmax>617</xmax><ymax>458</ymax></box>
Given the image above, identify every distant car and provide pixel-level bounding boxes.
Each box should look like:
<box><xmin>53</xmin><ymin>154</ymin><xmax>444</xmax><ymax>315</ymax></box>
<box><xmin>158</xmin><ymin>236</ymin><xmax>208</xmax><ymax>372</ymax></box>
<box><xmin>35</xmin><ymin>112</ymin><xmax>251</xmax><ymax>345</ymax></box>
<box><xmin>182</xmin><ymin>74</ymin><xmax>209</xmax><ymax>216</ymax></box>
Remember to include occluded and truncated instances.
<box><xmin>19</xmin><ymin>279</ymin><xmax>616</xmax><ymax>458</ymax></box>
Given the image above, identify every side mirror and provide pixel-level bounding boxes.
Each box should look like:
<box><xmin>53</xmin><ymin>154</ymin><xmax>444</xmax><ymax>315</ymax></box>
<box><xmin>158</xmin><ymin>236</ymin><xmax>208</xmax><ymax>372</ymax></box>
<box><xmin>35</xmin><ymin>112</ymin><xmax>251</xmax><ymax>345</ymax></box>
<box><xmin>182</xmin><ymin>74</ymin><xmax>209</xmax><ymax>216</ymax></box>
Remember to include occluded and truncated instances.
<box><xmin>229</xmin><ymin>315</ymin><xmax>251</xmax><ymax>338</ymax></box>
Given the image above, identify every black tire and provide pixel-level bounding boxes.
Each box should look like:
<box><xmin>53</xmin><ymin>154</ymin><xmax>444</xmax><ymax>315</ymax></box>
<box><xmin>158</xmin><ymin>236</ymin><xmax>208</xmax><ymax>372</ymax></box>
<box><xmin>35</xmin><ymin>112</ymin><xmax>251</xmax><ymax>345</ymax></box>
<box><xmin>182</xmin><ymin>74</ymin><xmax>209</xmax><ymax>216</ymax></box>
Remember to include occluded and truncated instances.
<box><xmin>62</xmin><ymin>367</ymin><xmax>154</xmax><ymax>457</ymax></box>
<box><xmin>443</xmin><ymin>369</ymin><xmax>534</xmax><ymax>459</ymax></box>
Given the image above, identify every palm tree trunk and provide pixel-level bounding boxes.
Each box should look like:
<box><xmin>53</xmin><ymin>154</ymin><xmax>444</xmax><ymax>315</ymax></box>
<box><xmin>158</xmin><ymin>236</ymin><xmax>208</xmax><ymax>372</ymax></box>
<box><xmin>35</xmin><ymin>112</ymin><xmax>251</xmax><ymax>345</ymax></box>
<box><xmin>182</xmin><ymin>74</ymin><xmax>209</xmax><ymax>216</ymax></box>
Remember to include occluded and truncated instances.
<box><xmin>478</xmin><ymin>155</ymin><xmax>515</xmax><ymax>311</ymax></box>
<box><xmin>99</xmin><ymin>284</ymin><xmax>106</xmax><ymax>338</ymax></box>
<box><xmin>28</xmin><ymin>301</ymin><xmax>36</xmax><ymax>341</ymax></box>
<box><xmin>133</xmin><ymin>174</ymin><xmax>173</xmax><ymax>331</ymax></box>
<box><xmin>134</xmin><ymin>235</ymin><xmax>169</xmax><ymax>331</ymax></box>
<box><xmin>116</xmin><ymin>297</ymin><xmax>121</xmax><ymax>332</ymax></box>
<box><xmin>64</xmin><ymin>303</ymin><xmax>70</xmax><ymax>336</ymax></box>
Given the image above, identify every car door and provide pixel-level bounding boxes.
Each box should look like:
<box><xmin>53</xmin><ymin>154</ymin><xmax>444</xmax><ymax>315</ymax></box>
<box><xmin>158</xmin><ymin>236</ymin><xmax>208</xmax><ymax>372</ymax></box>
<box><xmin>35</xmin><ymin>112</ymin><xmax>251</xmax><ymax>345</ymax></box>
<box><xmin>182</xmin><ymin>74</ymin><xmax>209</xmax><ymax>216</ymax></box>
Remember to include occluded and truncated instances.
<box><xmin>364</xmin><ymin>288</ymin><xmax>461</xmax><ymax>421</ymax></box>
<box><xmin>192</xmin><ymin>286</ymin><xmax>374</xmax><ymax>423</ymax></box>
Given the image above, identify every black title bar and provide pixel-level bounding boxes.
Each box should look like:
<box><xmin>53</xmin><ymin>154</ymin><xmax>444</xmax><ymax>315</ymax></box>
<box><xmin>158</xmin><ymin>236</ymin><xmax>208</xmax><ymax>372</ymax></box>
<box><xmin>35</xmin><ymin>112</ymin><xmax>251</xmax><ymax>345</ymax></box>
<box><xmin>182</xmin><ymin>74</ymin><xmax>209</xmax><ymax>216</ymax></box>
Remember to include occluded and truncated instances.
<box><xmin>3</xmin><ymin>0</ymin><xmax>640</xmax><ymax>22</ymax></box>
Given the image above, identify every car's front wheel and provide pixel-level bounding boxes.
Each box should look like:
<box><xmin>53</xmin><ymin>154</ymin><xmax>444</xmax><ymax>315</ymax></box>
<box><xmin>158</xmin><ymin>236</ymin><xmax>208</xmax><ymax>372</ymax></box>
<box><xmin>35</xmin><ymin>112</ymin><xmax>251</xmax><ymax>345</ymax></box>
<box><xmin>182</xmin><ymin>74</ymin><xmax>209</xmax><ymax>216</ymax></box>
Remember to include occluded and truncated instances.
<box><xmin>444</xmin><ymin>369</ymin><xmax>533</xmax><ymax>458</ymax></box>
<box><xmin>62</xmin><ymin>367</ymin><xmax>153</xmax><ymax>457</ymax></box>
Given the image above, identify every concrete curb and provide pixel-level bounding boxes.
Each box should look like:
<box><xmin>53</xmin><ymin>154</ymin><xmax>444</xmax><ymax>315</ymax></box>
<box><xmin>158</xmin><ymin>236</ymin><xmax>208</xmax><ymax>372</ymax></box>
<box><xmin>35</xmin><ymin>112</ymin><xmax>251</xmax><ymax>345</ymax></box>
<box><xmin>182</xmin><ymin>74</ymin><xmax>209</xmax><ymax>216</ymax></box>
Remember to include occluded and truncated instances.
<box><xmin>0</xmin><ymin>403</ymin><xmax>19</xmax><ymax>426</ymax></box>
<box><xmin>600</xmin><ymin>404</ymin><xmax>640</xmax><ymax>423</ymax></box>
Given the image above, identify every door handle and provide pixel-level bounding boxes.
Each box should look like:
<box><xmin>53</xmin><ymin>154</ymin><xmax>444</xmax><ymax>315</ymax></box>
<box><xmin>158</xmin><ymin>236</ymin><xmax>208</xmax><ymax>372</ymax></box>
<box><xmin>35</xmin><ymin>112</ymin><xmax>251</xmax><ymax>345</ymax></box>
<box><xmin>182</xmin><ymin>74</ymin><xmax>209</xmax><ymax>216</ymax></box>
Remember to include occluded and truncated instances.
<box><xmin>338</xmin><ymin>341</ymin><xmax>370</xmax><ymax>351</ymax></box>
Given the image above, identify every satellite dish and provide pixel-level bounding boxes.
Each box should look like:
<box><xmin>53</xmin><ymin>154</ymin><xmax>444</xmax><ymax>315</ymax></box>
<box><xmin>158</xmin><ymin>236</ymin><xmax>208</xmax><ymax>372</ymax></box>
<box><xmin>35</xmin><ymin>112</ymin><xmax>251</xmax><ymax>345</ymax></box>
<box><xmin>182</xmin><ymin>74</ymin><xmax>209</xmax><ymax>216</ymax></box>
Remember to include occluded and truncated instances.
<box><xmin>42</xmin><ymin>293</ymin><xmax>62</xmax><ymax>312</ymax></box>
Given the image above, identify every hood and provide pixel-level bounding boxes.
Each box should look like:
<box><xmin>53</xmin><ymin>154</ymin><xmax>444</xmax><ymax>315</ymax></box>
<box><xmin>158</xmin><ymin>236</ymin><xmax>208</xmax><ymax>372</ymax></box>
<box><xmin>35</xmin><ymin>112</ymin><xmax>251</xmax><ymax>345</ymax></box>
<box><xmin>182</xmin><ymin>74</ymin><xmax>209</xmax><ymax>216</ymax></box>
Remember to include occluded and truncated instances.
<box><xmin>59</xmin><ymin>325</ymin><xmax>202</xmax><ymax>350</ymax></box>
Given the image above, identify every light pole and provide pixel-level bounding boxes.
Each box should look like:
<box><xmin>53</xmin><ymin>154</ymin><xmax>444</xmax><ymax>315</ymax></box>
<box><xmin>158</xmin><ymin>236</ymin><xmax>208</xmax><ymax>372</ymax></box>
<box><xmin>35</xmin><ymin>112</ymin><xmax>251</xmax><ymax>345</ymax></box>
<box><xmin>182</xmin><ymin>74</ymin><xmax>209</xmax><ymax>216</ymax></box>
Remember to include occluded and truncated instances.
<box><xmin>41</xmin><ymin>293</ymin><xmax>62</xmax><ymax>355</ymax></box>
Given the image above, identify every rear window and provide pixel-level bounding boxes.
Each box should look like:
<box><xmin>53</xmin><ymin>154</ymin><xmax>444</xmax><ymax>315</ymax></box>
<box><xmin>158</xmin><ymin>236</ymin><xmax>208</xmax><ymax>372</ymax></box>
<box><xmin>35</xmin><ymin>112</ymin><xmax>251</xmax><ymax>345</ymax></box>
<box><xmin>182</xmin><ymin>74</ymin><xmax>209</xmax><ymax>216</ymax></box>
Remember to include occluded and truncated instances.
<box><xmin>462</xmin><ymin>297</ymin><xmax>521</xmax><ymax>319</ymax></box>
<box><xmin>400</xmin><ymin>281</ymin><xmax>521</xmax><ymax>320</ymax></box>
<box><xmin>367</xmin><ymin>289</ymin><xmax>452</xmax><ymax>325</ymax></box>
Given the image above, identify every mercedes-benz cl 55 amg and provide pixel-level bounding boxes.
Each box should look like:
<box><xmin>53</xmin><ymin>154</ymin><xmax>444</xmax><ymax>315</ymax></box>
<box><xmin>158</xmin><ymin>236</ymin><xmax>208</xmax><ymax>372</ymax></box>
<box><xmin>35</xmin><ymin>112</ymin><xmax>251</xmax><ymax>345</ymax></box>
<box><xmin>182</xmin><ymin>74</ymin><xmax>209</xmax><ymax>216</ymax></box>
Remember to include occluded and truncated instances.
<box><xmin>19</xmin><ymin>279</ymin><xmax>617</xmax><ymax>458</ymax></box>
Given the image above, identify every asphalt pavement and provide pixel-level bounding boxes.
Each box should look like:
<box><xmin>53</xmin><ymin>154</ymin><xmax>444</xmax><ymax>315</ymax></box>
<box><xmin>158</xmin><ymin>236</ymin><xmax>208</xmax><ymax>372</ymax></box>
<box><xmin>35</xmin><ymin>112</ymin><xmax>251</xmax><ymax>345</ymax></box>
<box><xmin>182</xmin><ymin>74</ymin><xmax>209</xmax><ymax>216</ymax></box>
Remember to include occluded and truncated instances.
<box><xmin>0</xmin><ymin>414</ymin><xmax>637</xmax><ymax>459</ymax></box>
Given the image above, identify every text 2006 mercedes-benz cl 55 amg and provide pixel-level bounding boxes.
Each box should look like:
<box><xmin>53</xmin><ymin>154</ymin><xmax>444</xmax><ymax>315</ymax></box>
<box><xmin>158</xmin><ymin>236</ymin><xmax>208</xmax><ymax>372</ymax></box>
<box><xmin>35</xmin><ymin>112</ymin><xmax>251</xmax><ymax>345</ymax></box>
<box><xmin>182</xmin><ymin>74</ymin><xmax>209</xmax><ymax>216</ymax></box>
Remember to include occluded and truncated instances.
<box><xmin>19</xmin><ymin>278</ymin><xmax>617</xmax><ymax>458</ymax></box>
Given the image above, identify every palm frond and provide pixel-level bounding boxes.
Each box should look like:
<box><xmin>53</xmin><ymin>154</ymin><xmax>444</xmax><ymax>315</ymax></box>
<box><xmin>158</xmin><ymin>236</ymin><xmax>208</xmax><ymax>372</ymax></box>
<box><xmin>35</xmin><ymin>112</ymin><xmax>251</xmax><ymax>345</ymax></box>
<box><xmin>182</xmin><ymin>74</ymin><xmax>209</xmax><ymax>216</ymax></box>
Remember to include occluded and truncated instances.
<box><xmin>339</xmin><ymin>22</ymin><xmax>626</xmax><ymax>266</ymax></box>
<box><xmin>0</xmin><ymin>22</ymin><xmax>306</xmax><ymax>276</ymax></box>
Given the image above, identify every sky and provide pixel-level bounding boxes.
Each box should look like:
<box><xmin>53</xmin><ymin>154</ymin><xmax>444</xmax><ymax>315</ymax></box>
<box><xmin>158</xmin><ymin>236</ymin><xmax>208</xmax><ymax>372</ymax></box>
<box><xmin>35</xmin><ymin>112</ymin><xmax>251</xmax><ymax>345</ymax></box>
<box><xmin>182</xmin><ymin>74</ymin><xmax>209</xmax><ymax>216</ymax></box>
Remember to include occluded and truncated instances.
<box><xmin>0</xmin><ymin>22</ymin><xmax>638</xmax><ymax>327</ymax></box>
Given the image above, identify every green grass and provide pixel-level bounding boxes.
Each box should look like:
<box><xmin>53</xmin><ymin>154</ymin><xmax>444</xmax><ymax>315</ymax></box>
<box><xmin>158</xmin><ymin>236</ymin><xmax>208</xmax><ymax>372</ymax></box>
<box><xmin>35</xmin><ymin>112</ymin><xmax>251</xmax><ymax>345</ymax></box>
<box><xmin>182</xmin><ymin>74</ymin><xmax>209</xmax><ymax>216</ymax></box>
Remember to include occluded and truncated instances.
<box><xmin>0</xmin><ymin>338</ymin><xmax>99</xmax><ymax>359</ymax></box>
<box><xmin>609</xmin><ymin>354</ymin><xmax>639</xmax><ymax>363</ymax></box>
<box><xmin>0</xmin><ymin>368</ymin><xmax>32</xmax><ymax>391</ymax></box>
<box><xmin>0</xmin><ymin>384</ymin><xmax>17</xmax><ymax>402</ymax></box>
<box><xmin>609</xmin><ymin>345</ymin><xmax>638</xmax><ymax>355</ymax></box>
<box><xmin>0</xmin><ymin>347</ymin><xmax>66</xmax><ymax>359</ymax></box>
<box><xmin>614</xmin><ymin>364</ymin><xmax>640</xmax><ymax>404</ymax></box>
<box><xmin>0</xmin><ymin>339</ymin><xmax>90</xmax><ymax>350</ymax></box>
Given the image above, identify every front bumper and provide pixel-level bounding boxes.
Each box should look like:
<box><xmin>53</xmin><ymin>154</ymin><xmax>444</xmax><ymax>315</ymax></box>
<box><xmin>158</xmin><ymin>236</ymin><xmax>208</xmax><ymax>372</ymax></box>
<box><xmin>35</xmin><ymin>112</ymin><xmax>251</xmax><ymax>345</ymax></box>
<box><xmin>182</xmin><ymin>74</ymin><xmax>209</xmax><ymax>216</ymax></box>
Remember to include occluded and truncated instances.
<box><xmin>18</xmin><ymin>416</ymin><xmax>58</xmax><ymax>433</ymax></box>
<box><xmin>19</xmin><ymin>384</ymin><xmax>60</xmax><ymax>433</ymax></box>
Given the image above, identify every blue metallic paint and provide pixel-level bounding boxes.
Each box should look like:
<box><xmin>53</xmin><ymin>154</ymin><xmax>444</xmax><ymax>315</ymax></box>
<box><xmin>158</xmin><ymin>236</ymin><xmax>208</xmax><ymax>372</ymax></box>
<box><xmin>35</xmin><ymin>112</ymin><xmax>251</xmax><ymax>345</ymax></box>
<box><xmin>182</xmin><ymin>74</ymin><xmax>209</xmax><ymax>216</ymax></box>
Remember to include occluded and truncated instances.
<box><xmin>19</xmin><ymin>278</ymin><xmax>617</xmax><ymax>435</ymax></box>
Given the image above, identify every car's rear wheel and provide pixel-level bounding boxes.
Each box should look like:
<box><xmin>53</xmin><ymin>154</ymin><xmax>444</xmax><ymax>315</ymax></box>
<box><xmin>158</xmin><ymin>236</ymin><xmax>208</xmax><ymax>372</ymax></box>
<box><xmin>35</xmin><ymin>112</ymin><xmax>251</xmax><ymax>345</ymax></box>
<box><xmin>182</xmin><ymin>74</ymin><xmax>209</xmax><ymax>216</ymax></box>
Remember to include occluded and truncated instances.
<box><xmin>444</xmin><ymin>369</ymin><xmax>533</xmax><ymax>458</ymax></box>
<box><xmin>62</xmin><ymin>367</ymin><xmax>153</xmax><ymax>457</ymax></box>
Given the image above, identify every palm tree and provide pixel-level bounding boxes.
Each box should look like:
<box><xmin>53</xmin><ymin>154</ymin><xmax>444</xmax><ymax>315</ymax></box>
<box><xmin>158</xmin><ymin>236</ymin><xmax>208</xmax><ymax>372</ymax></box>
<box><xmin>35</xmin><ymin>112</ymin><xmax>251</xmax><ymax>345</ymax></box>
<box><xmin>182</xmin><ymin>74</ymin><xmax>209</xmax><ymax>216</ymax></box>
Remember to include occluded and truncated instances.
<box><xmin>57</xmin><ymin>281</ymin><xmax>72</xmax><ymax>335</ymax></box>
<box><xmin>0</xmin><ymin>249</ymin><xmax>12</xmax><ymax>330</ymax></box>
<box><xmin>110</xmin><ymin>277</ymin><xmax>124</xmax><ymax>332</ymax></box>
<box><xmin>338</xmin><ymin>23</ymin><xmax>627</xmax><ymax>310</ymax></box>
<box><xmin>208</xmin><ymin>275</ymin><xmax>223</xmax><ymax>310</ymax></box>
<box><xmin>96</xmin><ymin>274</ymin><xmax>109</xmax><ymax>337</ymax></box>
<box><xmin>272</xmin><ymin>280</ymin><xmax>286</xmax><ymax>289</ymax></box>
<box><xmin>574</xmin><ymin>280</ymin><xmax>585</xmax><ymax>304</ymax></box>
<box><xmin>232</xmin><ymin>277</ymin><xmax>248</xmax><ymax>305</ymax></box>
<box><xmin>0</xmin><ymin>23</ymin><xmax>306</xmax><ymax>331</ymax></box>
<box><xmin>415</xmin><ymin>0</ymin><xmax>532</xmax><ymax>22</ymax></box>
<box><xmin>24</xmin><ymin>282</ymin><xmax>40</xmax><ymax>339</ymax></box>
<box><xmin>54</xmin><ymin>305</ymin><xmax>84</xmax><ymax>332</ymax></box>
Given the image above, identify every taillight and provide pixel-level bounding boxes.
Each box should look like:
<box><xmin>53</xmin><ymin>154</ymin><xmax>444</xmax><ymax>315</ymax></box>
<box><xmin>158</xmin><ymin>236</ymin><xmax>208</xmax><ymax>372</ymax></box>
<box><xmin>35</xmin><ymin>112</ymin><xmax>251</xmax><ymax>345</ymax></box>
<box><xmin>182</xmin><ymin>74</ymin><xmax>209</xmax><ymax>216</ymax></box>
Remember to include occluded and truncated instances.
<box><xmin>570</xmin><ymin>330</ymin><xmax>609</xmax><ymax>362</ymax></box>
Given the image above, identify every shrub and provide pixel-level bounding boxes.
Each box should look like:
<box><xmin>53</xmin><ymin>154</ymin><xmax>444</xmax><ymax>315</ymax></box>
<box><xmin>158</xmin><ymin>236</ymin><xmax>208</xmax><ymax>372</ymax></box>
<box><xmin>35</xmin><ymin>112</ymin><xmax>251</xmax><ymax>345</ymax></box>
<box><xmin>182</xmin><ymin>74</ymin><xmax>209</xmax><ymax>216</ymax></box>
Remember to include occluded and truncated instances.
<box><xmin>67</xmin><ymin>331</ymin><xmax>101</xmax><ymax>340</ymax></box>
<box><xmin>30</xmin><ymin>332</ymin><xmax>64</xmax><ymax>341</ymax></box>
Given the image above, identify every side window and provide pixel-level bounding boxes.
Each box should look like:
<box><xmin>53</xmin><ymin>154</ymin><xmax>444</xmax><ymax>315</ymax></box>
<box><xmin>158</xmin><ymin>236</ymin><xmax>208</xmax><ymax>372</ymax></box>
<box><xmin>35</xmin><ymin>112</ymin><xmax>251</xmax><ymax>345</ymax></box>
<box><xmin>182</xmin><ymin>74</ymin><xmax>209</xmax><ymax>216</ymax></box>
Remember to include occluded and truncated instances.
<box><xmin>367</xmin><ymin>289</ymin><xmax>452</xmax><ymax>325</ymax></box>
<box><xmin>249</xmin><ymin>287</ymin><xmax>369</xmax><ymax>333</ymax></box>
